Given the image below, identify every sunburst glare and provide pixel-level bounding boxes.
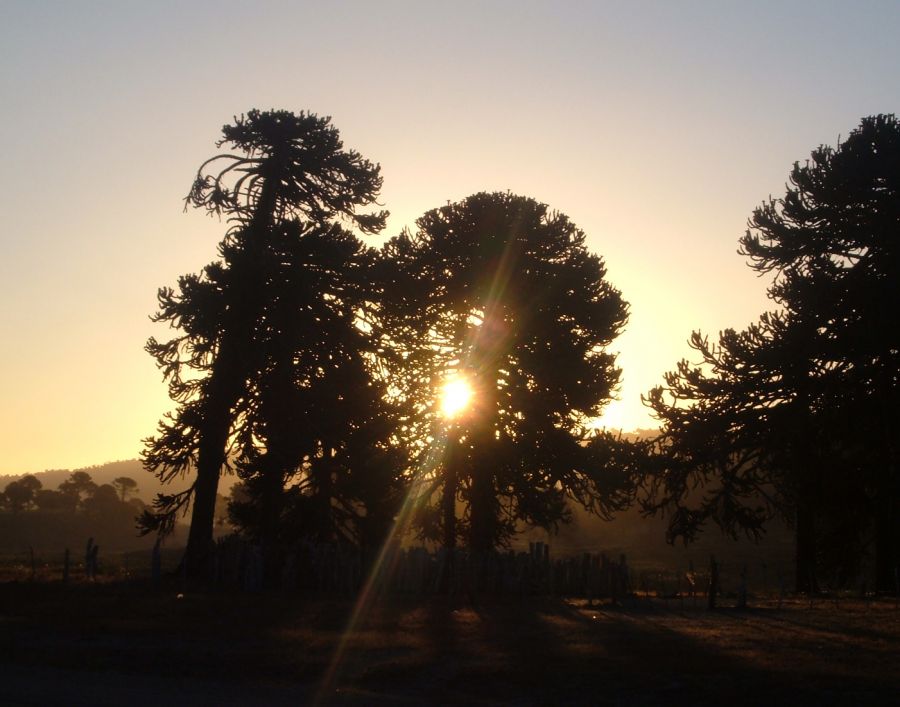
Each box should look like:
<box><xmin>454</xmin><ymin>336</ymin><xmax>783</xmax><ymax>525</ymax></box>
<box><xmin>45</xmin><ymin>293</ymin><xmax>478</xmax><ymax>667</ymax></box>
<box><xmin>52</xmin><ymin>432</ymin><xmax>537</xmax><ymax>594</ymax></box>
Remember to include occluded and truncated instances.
<box><xmin>440</xmin><ymin>374</ymin><xmax>474</xmax><ymax>418</ymax></box>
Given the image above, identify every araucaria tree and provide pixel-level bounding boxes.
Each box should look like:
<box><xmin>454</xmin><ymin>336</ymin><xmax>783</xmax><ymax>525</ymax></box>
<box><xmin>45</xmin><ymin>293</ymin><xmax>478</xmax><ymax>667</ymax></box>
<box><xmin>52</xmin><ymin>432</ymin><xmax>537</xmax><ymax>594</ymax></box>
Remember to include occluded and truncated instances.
<box><xmin>380</xmin><ymin>192</ymin><xmax>631</xmax><ymax>553</ymax></box>
<box><xmin>645</xmin><ymin>114</ymin><xmax>900</xmax><ymax>592</ymax></box>
<box><xmin>224</xmin><ymin>224</ymin><xmax>410</xmax><ymax>560</ymax></box>
<box><xmin>142</xmin><ymin>110</ymin><xmax>387</xmax><ymax>575</ymax></box>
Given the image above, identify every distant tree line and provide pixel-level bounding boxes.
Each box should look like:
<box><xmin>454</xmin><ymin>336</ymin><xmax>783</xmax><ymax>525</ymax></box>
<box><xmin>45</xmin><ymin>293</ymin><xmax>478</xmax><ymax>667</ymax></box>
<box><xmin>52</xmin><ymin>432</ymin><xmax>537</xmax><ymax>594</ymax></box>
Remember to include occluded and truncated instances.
<box><xmin>1</xmin><ymin>471</ymin><xmax>142</xmax><ymax>513</ymax></box>
<box><xmin>143</xmin><ymin>109</ymin><xmax>899</xmax><ymax>593</ymax></box>
<box><xmin>0</xmin><ymin>472</ymin><xmax>149</xmax><ymax>551</ymax></box>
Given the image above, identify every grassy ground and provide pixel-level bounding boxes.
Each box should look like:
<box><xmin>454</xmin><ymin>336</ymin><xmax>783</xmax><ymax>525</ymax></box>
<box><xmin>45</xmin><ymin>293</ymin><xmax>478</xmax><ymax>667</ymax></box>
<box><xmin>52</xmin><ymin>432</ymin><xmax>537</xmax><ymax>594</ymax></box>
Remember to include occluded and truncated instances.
<box><xmin>1</xmin><ymin>579</ymin><xmax>898</xmax><ymax>706</ymax></box>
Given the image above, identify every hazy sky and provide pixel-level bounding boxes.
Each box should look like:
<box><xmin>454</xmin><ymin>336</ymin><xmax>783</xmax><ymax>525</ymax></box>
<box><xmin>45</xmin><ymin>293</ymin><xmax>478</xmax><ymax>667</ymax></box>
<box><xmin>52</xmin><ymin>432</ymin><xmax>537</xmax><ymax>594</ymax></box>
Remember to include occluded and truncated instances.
<box><xmin>1</xmin><ymin>1</ymin><xmax>898</xmax><ymax>474</ymax></box>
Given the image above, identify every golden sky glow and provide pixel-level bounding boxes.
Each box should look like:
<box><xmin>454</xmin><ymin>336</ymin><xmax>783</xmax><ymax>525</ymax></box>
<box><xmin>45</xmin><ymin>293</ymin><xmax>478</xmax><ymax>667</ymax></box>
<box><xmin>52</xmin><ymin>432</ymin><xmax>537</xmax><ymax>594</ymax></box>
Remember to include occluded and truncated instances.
<box><xmin>1</xmin><ymin>2</ymin><xmax>899</xmax><ymax>474</ymax></box>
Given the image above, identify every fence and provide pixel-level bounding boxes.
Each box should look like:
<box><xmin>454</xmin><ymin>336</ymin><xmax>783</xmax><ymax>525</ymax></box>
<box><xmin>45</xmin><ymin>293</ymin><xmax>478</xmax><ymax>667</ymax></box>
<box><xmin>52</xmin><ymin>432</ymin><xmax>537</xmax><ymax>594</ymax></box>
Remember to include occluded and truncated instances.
<box><xmin>202</xmin><ymin>537</ymin><xmax>634</xmax><ymax>599</ymax></box>
<box><xmin>3</xmin><ymin>538</ymin><xmax>884</xmax><ymax>606</ymax></box>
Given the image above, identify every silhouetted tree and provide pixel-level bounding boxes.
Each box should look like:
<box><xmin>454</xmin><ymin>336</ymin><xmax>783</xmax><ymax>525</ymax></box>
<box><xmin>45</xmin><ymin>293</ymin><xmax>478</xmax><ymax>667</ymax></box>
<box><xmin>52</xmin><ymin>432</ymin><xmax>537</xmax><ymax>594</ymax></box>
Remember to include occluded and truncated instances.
<box><xmin>142</xmin><ymin>110</ymin><xmax>387</xmax><ymax>576</ymax></box>
<box><xmin>84</xmin><ymin>484</ymin><xmax>123</xmax><ymax>514</ymax></box>
<box><xmin>744</xmin><ymin>114</ymin><xmax>900</xmax><ymax>591</ymax></box>
<box><xmin>34</xmin><ymin>488</ymin><xmax>75</xmax><ymax>513</ymax></box>
<box><xmin>58</xmin><ymin>471</ymin><xmax>97</xmax><ymax>511</ymax></box>
<box><xmin>112</xmin><ymin>476</ymin><xmax>139</xmax><ymax>502</ymax></box>
<box><xmin>1</xmin><ymin>475</ymin><xmax>42</xmax><ymax>512</ymax></box>
<box><xmin>380</xmin><ymin>192</ymin><xmax>630</xmax><ymax>553</ymax></box>
<box><xmin>643</xmin><ymin>312</ymin><xmax>833</xmax><ymax>591</ymax></box>
<box><xmin>225</xmin><ymin>222</ymin><xmax>409</xmax><ymax>566</ymax></box>
<box><xmin>645</xmin><ymin>114</ymin><xmax>900</xmax><ymax>591</ymax></box>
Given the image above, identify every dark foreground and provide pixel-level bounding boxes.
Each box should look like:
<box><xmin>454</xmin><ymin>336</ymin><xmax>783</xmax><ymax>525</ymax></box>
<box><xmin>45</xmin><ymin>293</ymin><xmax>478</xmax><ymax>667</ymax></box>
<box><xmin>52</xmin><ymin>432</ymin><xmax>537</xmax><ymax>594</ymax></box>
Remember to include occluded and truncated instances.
<box><xmin>1</xmin><ymin>582</ymin><xmax>898</xmax><ymax>706</ymax></box>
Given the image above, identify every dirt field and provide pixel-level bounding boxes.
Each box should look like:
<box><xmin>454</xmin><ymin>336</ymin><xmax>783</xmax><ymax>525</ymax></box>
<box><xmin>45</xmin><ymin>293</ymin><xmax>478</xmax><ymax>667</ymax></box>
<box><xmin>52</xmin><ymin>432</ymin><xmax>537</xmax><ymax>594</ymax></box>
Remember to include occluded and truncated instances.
<box><xmin>1</xmin><ymin>581</ymin><xmax>898</xmax><ymax>706</ymax></box>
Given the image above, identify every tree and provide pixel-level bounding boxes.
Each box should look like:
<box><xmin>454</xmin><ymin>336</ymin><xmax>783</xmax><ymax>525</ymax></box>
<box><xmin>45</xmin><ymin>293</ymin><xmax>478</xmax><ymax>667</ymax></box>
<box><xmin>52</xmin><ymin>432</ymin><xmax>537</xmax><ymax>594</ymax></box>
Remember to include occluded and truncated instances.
<box><xmin>83</xmin><ymin>484</ymin><xmax>123</xmax><ymax>514</ymax></box>
<box><xmin>224</xmin><ymin>221</ymin><xmax>410</xmax><ymax>567</ymax></box>
<box><xmin>143</xmin><ymin>110</ymin><xmax>388</xmax><ymax>576</ymax></box>
<box><xmin>379</xmin><ymin>192</ymin><xmax>631</xmax><ymax>553</ymax></box>
<box><xmin>643</xmin><ymin>313</ymin><xmax>835</xmax><ymax>591</ymax></box>
<box><xmin>1</xmin><ymin>475</ymin><xmax>42</xmax><ymax>512</ymax></box>
<box><xmin>112</xmin><ymin>477</ymin><xmax>139</xmax><ymax>502</ymax></box>
<box><xmin>58</xmin><ymin>471</ymin><xmax>97</xmax><ymax>510</ymax></box>
<box><xmin>741</xmin><ymin>113</ymin><xmax>900</xmax><ymax>591</ymax></box>
<box><xmin>34</xmin><ymin>489</ymin><xmax>75</xmax><ymax>513</ymax></box>
<box><xmin>645</xmin><ymin>114</ymin><xmax>900</xmax><ymax>591</ymax></box>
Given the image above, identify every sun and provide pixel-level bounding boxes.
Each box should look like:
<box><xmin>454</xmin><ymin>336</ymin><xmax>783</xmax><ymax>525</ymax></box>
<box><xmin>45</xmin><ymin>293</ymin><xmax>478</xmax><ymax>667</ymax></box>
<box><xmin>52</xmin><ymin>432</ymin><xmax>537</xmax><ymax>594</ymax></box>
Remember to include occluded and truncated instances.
<box><xmin>440</xmin><ymin>374</ymin><xmax>474</xmax><ymax>418</ymax></box>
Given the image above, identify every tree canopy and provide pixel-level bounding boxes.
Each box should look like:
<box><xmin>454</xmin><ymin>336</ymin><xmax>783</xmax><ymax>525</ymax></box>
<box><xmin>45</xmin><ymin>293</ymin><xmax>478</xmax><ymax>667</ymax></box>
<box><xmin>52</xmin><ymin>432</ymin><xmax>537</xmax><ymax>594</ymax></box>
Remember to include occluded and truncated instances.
<box><xmin>224</xmin><ymin>221</ymin><xmax>410</xmax><ymax>559</ymax></box>
<box><xmin>142</xmin><ymin>110</ymin><xmax>389</xmax><ymax>576</ymax></box>
<box><xmin>380</xmin><ymin>192</ymin><xmax>632</xmax><ymax>552</ymax></box>
<box><xmin>644</xmin><ymin>114</ymin><xmax>900</xmax><ymax>591</ymax></box>
<box><xmin>1</xmin><ymin>475</ymin><xmax>42</xmax><ymax>512</ymax></box>
<box><xmin>185</xmin><ymin>109</ymin><xmax>387</xmax><ymax>234</ymax></box>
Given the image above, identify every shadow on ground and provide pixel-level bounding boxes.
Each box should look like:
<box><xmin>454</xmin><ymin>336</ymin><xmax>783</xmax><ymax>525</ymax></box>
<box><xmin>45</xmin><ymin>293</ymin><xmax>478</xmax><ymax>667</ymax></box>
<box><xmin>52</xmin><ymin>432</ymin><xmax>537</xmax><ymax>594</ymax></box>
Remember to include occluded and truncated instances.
<box><xmin>1</xmin><ymin>582</ymin><xmax>898</xmax><ymax>706</ymax></box>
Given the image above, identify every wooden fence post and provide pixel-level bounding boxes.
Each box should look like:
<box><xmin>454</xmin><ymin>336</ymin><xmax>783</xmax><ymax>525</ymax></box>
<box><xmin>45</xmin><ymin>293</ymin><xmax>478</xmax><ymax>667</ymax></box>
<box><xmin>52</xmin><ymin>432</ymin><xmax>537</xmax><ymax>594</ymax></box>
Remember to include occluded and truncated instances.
<box><xmin>63</xmin><ymin>548</ymin><xmax>70</xmax><ymax>584</ymax></box>
<box><xmin>737</xmin><ymin>563</ymin><xmax>748</xmax><ymax>609</ymax></box>
<box><xmin>89</xmin><ymin>543</ymin><xmax>99</xmax><ymax>581</ymax></box>
<box><xmin>707</xmin><ymin>555</ymin><xmax>719</xmax><ymax>610</ymax></box>
<box><xmin>85</xmin><ymin>538</ymin><xmax>94</xmax><ymax>581</ymax></box>
<box><xmin>151</xmin><ymin>538</ymin><xmax>162</xmax><ymax>586</ymax></box>
<box><xmin>894</xmin><ymin>566</ymin><xmax>899</xmax><ymax>609</ymax></box>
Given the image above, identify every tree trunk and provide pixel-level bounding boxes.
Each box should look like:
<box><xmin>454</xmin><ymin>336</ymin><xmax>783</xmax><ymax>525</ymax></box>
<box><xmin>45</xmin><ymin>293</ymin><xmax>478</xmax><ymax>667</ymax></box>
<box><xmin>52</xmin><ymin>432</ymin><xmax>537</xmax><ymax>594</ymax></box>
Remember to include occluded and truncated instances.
<box><xmin>183</xmin><ymin>171</ymin><xmax>282</xmax><ymax>578</ymax></box>
<box><xmin>176</xmin><ymin>159</ymin><xmax>286</xmax><ymax>581</ymax></box>
<box><xmin>440</xmin><ymin>455</ymin><xmax>458</xmax><ymax>594</ymax></box>
<box><xmin>313</xmin><ymin>446</ymin><xmax>335</xmax><ymax>543</ymax></box>
<box><xmin>442</xmin><ymin>459</ymin><xmax>458</xmax><ymax>553</ymax></box>
<box><xmin>183</xmin><ymin>313</ymin><xmax>257</xmax><ymax>579</ymax></box>
<box><xmin>795</xmin><ymin>497</ymin><xmax>817</xmax><ymax>594</ymax></box>
<box><xmin>793</xmin><ymin>381</ymin><xmax>818</xmax><ymax>595</ymax></box>
<box><xmin>185</xmin><ymin>380</ymin><xmax>234</xmax><ymax>579</ymax></box>
<box><xmin>468</xmin><ymin>455</ymin><xmax>496</xmax><ymax>556</ymax></box>
<box><xmin>874</xmin><ymin>475</ymin><xmax>899</xmax><ymax>593</ymax></box>
<box><xmin>875</xmin><ymin>387</ymin><xmax>899</xmax><ymax>594</ymax></box>
<box><xmin>258</xmin><ymin>455</ymin><xmax>287</xmax><ymax>589</ymax></box>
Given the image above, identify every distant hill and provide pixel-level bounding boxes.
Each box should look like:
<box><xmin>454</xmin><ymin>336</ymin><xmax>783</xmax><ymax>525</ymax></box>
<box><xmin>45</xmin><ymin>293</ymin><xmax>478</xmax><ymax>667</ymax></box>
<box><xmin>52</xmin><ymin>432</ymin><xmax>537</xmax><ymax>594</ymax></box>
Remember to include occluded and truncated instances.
<box><xmin>0</xmin><ymin>460</ymin><xmax>237</xmax><ymax>502</ymax></box>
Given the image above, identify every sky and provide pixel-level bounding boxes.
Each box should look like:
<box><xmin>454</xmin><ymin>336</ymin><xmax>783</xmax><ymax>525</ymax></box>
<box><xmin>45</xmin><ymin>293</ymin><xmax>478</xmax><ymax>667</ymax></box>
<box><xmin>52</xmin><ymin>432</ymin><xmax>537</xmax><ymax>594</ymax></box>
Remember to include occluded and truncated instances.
<box><xmin>1</xmin><ymin>0</ymin><xmax>898</xmax><ymax>474</ymax></box>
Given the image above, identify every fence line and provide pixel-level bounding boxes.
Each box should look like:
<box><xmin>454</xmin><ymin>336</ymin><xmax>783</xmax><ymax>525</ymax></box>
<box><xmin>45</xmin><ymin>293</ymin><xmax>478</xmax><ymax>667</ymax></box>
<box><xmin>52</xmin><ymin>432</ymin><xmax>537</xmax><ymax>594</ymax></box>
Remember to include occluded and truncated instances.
<box><xmin>4</xmin><ymin>540</ymin><xmax>884</xmax><ymax>607</ymax></box>
<box><xmin>204</xmin><ymin>537</ymin><xmax>635</xmax><ymax>599</ymax></box>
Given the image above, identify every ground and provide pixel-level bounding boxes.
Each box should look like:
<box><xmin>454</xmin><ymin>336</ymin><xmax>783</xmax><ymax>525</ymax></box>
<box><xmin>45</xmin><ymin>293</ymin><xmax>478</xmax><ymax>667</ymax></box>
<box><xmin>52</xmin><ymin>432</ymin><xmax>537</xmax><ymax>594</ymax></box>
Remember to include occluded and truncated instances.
<box><xmin>1</xmin><ymin>581</ymin><xmax>898</xmax><ymax>706</ymax></box>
